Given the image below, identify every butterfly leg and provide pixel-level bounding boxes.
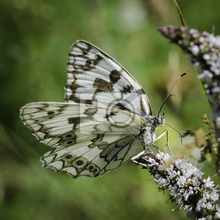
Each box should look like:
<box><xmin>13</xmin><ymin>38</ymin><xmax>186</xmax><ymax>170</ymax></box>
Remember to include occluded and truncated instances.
<box><xmin>155</xmin><ymin>129</ymin><xmax>172</xmax><ymax>153</ymax></box>
<box><xmin>151</xmin><ymin>143</ymin><xmax>160</xmax><ymax>152</ymax></box>
<box><xmin>131</xmin><ymin>150</ymin><xmax>146</xmax><ymax>161</ymax></box>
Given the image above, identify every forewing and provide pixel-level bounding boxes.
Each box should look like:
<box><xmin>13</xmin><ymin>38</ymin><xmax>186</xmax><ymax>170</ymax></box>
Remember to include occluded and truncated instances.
<box><xmin>65</xmin><ymin>40</ymin><xmax>152</xmax><ymax>117</ymax></box>
<box><xmin>20</xmin><ymin>102</ymin><xmax>146</xmax><ymax>177</ymax></box>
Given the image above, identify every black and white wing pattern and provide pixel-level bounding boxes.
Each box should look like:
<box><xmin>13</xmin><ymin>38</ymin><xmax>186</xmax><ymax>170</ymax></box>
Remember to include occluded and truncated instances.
<box><xmin>20</xmin><ymin>102</ymin><xmax>147</xmax><ymax>177</ymax></box>
<box><xmin>65</xmin><ymin>40</ymin><xmax>152</xmax><ymax>117</ymax></box>
<box><xmin>20</xmin><ymin>40</ymin><xmax>162</xmax><ymax>178</ymax></box>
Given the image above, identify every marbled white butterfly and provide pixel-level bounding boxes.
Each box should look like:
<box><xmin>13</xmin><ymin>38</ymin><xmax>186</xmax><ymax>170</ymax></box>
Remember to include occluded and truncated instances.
<box><xmin>20</xmin><ymin>40</ymin><xmax>171</xmax><ymax>178</ymax></box>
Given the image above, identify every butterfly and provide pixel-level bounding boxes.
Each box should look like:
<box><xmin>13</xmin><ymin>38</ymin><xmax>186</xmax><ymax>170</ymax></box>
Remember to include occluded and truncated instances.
<box><xmin>20</xmin><ymin>40</ymin><xmax>168</xmax><ymax>178</ymax></box>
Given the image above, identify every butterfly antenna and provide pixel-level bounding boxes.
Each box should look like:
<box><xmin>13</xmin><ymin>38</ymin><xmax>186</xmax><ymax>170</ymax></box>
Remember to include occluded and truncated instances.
<box><xmin>158</xmin><ymin>73</ymin><xmax>186</xmax><ymax>116</ymax></box>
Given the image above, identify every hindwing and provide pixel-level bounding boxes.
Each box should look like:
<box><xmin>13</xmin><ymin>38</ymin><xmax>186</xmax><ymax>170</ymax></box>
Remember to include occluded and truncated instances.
<box><xmin>20</xmin><ymin>102</ymin><xmax>146</xmax><ymax>177</ymax></box>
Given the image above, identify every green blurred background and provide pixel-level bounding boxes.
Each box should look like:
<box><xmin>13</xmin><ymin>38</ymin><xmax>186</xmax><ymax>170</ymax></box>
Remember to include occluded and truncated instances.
<box><xmin>1</xmin><ymin>0</ymin><xmax>220</xmax><ymax>219</ymax></box>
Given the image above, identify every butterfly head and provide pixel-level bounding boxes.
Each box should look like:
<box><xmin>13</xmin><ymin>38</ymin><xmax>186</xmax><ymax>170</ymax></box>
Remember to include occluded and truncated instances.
<box><xmin>154</xmin><ymin>112</ymin><xmax>165</xmax><ymax>128</ymax></box>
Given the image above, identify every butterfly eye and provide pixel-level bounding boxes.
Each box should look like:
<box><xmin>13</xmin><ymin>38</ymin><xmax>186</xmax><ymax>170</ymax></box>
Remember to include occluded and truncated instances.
<box><xmin>157</xmin><ymin>117</ymin><xmax>162</xmax><ymax>124</ymax></box>
<box><xmin>157</xmin><ymin>116</ymin><xmax>164</xmax><ymax>125</ymax></box>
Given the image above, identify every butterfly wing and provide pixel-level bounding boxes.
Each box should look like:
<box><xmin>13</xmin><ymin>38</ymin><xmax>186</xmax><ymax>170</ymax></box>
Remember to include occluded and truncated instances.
<box><xmin>65</xmin><ymin>40</ymin><xmax>152</xmax><ymax>117</ymax></box>
<box><xmin>20</xmin><ymin>102</ymin><xmax>146</xmax><ymax>177</ymax></box>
